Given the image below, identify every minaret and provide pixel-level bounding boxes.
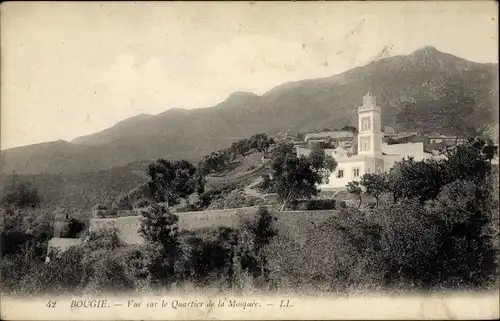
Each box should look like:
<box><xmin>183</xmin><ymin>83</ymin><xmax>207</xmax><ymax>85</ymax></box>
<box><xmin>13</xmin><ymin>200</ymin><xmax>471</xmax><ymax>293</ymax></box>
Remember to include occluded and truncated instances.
<box><xmin>357</xmin><ymin>93</ymin><xmax>383</xmax><ymax>156</ymax></box>
<box><xmin>357</xmin><ymin>93</ymin><xmax>384</xmax><ymax>173</ymax></box>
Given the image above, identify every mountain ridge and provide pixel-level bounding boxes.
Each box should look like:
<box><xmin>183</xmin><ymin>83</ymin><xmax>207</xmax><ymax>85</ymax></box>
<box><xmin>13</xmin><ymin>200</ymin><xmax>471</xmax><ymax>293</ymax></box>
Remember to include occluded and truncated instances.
<box><xmin>2</xmin><ymin>46</ymin><xmax>498</xmax><ymax>175</ymax></box>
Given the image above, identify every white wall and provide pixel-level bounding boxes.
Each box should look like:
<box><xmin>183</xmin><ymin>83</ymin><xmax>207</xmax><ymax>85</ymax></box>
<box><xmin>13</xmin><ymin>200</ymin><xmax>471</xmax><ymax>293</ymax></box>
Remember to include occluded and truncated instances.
<box><xmin>296</xmin><ymin>146</ymin><xmax>311</xmax><ymax>157</ymax></box>
<box><xmin>382</xmin><ymin>142</ymin><xmax>424</xmax><ymax>161</ymax></box>
<box><xmin>320</xmin><ymin>160</ymin><xmax>366</xmax><ymax>189</ymax></box>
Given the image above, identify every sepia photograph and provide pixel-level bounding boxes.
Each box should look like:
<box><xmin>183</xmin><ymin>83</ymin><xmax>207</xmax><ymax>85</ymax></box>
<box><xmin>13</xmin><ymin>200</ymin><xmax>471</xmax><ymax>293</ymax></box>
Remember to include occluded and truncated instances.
<box><xmin>1</xmin><ymin>1</ymin><xmax>499</xmax><ymax>320</ymax></box>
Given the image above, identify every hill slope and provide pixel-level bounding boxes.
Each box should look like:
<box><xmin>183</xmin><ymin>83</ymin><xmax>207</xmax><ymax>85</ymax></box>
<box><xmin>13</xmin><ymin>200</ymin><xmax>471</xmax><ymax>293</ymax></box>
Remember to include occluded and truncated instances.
<box><xmin>0</xmin><ymin>165</ymin><xmax>148</xmax><ymax>217</ymax></box>
<box><xmin>2</xmin><ymin>46</ymin><xmax>498</xmax><ymax>175</ymax></box>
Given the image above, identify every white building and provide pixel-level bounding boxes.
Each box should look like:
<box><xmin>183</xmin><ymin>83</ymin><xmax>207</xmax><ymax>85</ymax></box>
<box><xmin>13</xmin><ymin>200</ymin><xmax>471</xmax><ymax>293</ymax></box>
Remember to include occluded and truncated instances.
<box><xmin>319</xmin><ymin>93</ymin><xmax>425</xmax><ymax>190</ymax></box>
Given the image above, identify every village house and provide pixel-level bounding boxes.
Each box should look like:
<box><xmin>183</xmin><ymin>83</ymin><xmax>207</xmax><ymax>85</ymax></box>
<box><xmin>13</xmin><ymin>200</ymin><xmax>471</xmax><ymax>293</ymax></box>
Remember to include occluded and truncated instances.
<box><xmin>303</xmin><ymin>130</ymin><xmax>355</xmax><ymax>149</ymax></box>
<box><xmin>426</xmin><ymin>134</ymin><xmax>467</xmax><ymax>145</ymax></box>
<box><xmin>385</xmin><ymin>132</ymin><xmax>425</xmax><ymax>144</ymax></box>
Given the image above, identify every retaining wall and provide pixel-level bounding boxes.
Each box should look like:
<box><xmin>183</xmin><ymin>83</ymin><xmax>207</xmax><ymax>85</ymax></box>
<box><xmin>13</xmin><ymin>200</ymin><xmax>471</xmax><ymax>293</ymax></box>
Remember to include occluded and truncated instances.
<box><xmin>89</xmin><ymin>206</ymin><xmax>339</xmax><ymax>245</ymax></box>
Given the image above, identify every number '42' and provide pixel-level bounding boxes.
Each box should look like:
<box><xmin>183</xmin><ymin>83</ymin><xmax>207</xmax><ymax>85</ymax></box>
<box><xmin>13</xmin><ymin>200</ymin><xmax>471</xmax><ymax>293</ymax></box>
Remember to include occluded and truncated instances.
<box><xmin>46</xmin><ymin>300</ymin><xmax>56</xmax><ymax>308</ymax></box>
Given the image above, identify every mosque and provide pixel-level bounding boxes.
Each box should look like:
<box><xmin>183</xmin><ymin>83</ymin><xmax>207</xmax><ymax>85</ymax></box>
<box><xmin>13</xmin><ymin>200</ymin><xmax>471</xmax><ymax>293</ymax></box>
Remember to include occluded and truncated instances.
<box><xmin>306</xmin><ymin>93</ymin><xmax>428</xmax><ymax>190</ymax></box>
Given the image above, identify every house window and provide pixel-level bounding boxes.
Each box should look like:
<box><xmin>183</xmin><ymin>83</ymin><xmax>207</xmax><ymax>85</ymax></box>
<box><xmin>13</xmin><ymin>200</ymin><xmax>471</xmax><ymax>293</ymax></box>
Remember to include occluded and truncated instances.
<box><xmin>361</xmin><ymin>117</ymin><xmax>371</xmax><ymax>131</ymax></box>
<box><xmin>337</xmin><ymin>170</ymin><xmax>344</xmax><ymax>178</ymax></box>
<box><xmin>353</xmin><ymin>168</ymin><xmax>360</xmax><ymax>177</ymax></box>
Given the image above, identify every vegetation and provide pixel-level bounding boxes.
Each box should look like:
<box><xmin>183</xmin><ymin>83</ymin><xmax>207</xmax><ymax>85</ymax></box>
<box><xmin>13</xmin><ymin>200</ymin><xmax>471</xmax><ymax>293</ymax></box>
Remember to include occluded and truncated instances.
<box><xmin>0</xmin><ymin>166</ymin><xmax>147</xmax><ymax>218</ymax></box>
<box><xmin>146</xmin><ymin>159</ymin><xmax>198</xmax><ymax>208</ymax></box>
<box><xmin>0</xmin><ymin>135</ymin><xmax>498</xmax><ymax>296</ymax></box>
<box><xmin>346</xmin><ymin>181</ymin><xmax>362</xmax><ymax>208</ymax></box>
<box><xmin>138</xmin><ymin>203</ymin><xmax>181</xmax><ymax>287</ymax></box>
<box><xmin>360</xmin><ymin>173</ymin><xmax>388</xmax><ymax>208</ymax></box>
<box><xmin>340</xmin><ymin>125</ymin><xmax>358</xmax><ymax>135</ymax></box>
<box><xmin>197</xmin><ymin>133</ymin><xmax>275</xmax><ymax>175</ymax></box>
<box><xmin>267</xmin><ymin>143</ymin><xmax>337</xmax><ymax>211</ymax></box>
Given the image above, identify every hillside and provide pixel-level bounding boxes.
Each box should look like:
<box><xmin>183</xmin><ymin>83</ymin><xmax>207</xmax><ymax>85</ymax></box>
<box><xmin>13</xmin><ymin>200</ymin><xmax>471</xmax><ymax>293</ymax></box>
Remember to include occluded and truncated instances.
<box><xmin>2</xmin><ymin>46</ymin><xmax>498</xmax><ymax>175</ymax></box>
<box><xmin>0</xmin><ymin>163</ymin><xmax>149</xmax><ymax>216</ymax></box>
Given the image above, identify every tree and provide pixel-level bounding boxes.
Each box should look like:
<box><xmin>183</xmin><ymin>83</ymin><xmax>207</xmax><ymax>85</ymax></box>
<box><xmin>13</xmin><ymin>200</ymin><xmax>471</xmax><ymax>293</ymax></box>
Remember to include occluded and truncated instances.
<box><xmin>441</xmin><ymin>137</ymin><xmax>492</xmax><ymax>184</ymax></box>
<box><xmin>374</xmin><ymin>199</ymin><xmax>439</xmax><ymax>287</ymax></box>
<box><xmin>346</xmin><ymin>181</ymin><xmax>362</xmax><ymax>208</ymax></box>
<box><xmin>387</xmin><ymin>157</ymin><xmax>444</xmax><ymax>203</ymax></box>
<box><xmin>138</xmin><ymin>203</ymin><xmax>181</xmax><ymax>286</ymax></box>
<box><xmin>269</xmin><ymin>143</ymin><xmax>336</xmax><ymax>211</ymax></box>
<box><xmin>341</xmin><ymin>125</ymin><xmax>358</xmax><ymax>135</ymax></box>
<box><xmin>360</xmin><ymin>173</ymin><xmax>388</xmax><ymax>208</ymax></box>
<box><xmin>258</xmin><ymin>174</ymin><xmax>271</xmax><ymax>192</ymax></box>
<box><xmin>302</xmin><ymin>208</ymin><xmax>384</xmax><ymax>290</ymax></box>
<box><xmin>309</xmin><ymin>149</ymin><xmax>338</xmax><ymax>178</ymax></box>
<box><xmin>482</xmin><ymin>139</ymin><xmax>496</xmax><ymax>163</ymax></box>
<box><xmin>0</xmin><ymin>181</ymin><xmax>50</xmax><ymax>262</ymax></box>
<box><xmin>146</xmin><ymin>159</ymin><xmax>196</xmax><ymax>208</ymax></box>
<box><xmin>425</xmin><ymin>179</ymin><xmax>496</xmax><ymax>287</ymax></box>
<box><xmin>1</xmin><ymin>178</ymin><xmax>41</xmax><ymax>209</ymax></box>
<box><xmin>240</xmin><ymin>207</ymin><xmax>278</xmax><ymax>282</ymax></box>
<box><xmin>80</xmin><ymin>227</ymin><xmax>134</xmax><ymax>293</ymax></box>
<box><xmin>387</xmin><ymin>138</ymin><xmax>493</xmax><ymax>204</ymax></box>
<box><xmin>193</xmin><ymin>170</ymin><xmax>206</xmax><ymax>195</ymax></box>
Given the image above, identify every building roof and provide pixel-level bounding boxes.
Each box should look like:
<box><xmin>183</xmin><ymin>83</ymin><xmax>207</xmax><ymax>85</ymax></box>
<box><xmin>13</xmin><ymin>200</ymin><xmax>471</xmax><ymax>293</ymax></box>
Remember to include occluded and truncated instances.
<box><xmin>304</xmin><ymin>131</ymin><xmax>354</xmax><ymax>141</ymax></box>
<box><xmin>391</xmin><ymin>132</ymin><xmax>420</xmax><ymax>140</ymax></box>
<box><xmin>382</xmin><ymin>142</ymin><xmax>425</xmax><ymax>160</ymax></box>
<box><xmin>424</xmin><ymin>142</ymin><xmax>448</xmax><ymax>152</ymax></box>
<box><xmin>426</xmin><ymin>134</ymin><xmax>461</xmax><ymax>140</ymax></box>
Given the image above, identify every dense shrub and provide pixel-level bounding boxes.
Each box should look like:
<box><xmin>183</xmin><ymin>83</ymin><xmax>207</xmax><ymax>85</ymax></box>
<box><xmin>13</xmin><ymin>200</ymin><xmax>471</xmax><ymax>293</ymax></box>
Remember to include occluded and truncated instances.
<box><xmin>177</xmin><ymin>227</ymin><xmax>239</xmax><ymax>288</ymax></box>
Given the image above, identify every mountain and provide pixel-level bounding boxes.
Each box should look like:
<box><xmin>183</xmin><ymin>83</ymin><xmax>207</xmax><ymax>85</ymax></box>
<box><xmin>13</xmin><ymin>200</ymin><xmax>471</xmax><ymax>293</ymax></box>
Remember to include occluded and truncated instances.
<box><xmin>2</xmin><ymin>46</ymin><xmax>498</xmax><ymax>175</ymax></box>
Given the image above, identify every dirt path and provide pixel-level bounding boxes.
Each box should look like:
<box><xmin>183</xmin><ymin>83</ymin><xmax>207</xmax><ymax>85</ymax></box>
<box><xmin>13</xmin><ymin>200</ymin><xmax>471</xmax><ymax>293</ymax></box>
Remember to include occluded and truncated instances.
<box><xmin>244</xmin><ymin>176</ymin><xmax>264</xmax><ymax>197</ymax></box>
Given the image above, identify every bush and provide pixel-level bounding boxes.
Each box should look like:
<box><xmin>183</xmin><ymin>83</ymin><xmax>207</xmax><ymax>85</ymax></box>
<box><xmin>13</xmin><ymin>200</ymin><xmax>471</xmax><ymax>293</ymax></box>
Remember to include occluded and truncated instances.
<box><xmin>66</xmin><ymin>218</ymin><xmax>86</xmax><ymax>238</ymax></box>
<box><xmin>237</xmin><ymin>207</ymin><xmax>278</xmax><ymax>283</ymax></box>
<box><xmin>257</xmin><ymin>175</ymin><xmax>271</xmax><ymax>191</ymax></box>
<box><xmin>176</xmin><ymin>202</ymin><xmax>201</xmax><ymax>213</ymax></box>
<box><xmin>138</xmin><ymin>203</ymin><xmax>181</xmax><ymax>287</ymax></box>
<box><xmin>177</xmin><ymin>227</ymin><xmax>239</xmax><ymax>288</ymax></box>
<box><xmin>424</xmin><ymin>179</ymin><xmax>497</xmax><ymax>288</ymax></box>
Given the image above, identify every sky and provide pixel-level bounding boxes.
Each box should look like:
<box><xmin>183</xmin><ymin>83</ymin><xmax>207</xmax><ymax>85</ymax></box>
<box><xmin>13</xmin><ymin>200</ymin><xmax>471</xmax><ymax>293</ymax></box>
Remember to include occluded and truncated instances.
<box><xmin>1</xmin><ymin>1</ymin><xmax>498</xmax><ymax>150</ymax></box>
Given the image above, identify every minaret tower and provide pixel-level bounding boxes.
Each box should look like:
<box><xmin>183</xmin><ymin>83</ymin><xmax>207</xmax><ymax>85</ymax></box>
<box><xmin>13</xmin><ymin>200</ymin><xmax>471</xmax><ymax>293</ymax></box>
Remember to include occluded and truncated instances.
<box><xmin>357</xmin><ymin>93</ymin><xmax>384</xmax><ymax>173</ymax></box>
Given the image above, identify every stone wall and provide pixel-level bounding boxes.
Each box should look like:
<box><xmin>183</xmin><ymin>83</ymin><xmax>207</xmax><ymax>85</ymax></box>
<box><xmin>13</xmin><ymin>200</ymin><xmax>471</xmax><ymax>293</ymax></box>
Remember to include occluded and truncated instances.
<box><xmin>89</xmin><ymin>206</ymin><xmax>338</xmax><ymax>245</ymax></box>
